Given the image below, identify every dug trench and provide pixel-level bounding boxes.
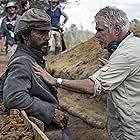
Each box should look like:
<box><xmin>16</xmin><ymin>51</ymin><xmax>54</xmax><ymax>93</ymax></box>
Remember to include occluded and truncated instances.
<box><xmin>45</xmin><ymin>37</ymin><xmax>109</xmax><ymax>140</ymax></box>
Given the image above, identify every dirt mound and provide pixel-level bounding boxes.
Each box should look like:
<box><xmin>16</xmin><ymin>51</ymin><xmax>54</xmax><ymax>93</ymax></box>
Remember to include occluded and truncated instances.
<box><xmin>47</xmin><ymin>37</ymin><xmax>109</xmax><ymax>79</ymax></box>
<box><xmin>46</xmin><ymin>37</ymin><xmax>109</xmax><ymax>140</ymax></box>
<box><xmin>0</xmin><ymin>104</ymin><xmax>33</xmax><ymax>140</ymax></box>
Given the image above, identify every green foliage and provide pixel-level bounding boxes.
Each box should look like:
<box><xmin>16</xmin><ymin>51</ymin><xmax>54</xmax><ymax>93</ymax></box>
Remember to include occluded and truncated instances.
<box><xmin>0</xmin><ymin>0</ymin><xmax>92</xmax><ymax>48</ymax></box>
<box><xmin>0</xmin><ymin>0</ymin><xmax>74</xmax><ymax>17</ymax></box>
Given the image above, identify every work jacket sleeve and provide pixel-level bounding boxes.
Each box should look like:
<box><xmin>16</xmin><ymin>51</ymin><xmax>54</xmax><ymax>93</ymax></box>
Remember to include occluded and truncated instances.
<box><xmin>3</xmin><ymin>60</ymin><xmax>56</xmax><ymax>126</ymax></box>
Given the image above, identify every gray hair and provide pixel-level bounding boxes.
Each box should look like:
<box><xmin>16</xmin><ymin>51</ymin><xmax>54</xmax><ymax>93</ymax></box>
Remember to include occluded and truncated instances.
<box><xmin>94</xmin><ymin>6</ymin><xmax>130</xmax><ymax>33</ymax></box>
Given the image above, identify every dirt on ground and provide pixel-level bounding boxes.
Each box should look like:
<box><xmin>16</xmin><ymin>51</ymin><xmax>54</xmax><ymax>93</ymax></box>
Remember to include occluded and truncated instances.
<box><xmin>0</xmin><ymin>102</ymin><xmax>33</xmax><ymax>140</ymax></box>
<box><xmin>45</xmin><ymin>37</ymin><xmax>109</xmax><ymax>140</ymax></box>
<box><xmin>0</xmin><ymin>28</ymin><xmax>140</xmax><ymax>140</ymax></box>
<box><xmin>45</xmin><ymin>29</ymin><xmax>140</xmax><ymax>140</ymax></box>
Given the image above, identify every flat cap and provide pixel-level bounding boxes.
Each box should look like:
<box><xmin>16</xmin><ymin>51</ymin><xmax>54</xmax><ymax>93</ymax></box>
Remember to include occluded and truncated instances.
<box><xmin>15</xmin><ymin>8</ymin><xmax>51</xmax><ymax>33</ymax></box>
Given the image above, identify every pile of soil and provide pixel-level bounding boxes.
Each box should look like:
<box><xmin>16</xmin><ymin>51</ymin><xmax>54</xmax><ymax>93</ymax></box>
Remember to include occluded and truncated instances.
<box><xmin>46</xmin><ymin>37</ymin><xmax>110</xmax><ymax>140</ymax></box>
<box><xmin>0</xmin><ymin>102</ymin><xmax>33</xmax><ymax>140</ymax></box>
<box><xmin>46</xmin><ymin>37</ymin><xmax>110</xmax><ymax>79</ymax></box>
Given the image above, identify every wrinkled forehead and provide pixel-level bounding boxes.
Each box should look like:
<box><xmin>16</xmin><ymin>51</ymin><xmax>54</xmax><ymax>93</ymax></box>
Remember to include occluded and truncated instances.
<box><xmin>95</xmin><ymin>16</ymin><xmax>108</xmax><ymax>29</ymax></box>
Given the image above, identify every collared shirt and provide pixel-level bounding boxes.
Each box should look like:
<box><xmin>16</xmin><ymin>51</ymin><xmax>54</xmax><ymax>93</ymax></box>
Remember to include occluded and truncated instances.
<box><xmin>89</xmin><ymin>33</ymin><xmax>140</xmax><ymax>139</ymax></box>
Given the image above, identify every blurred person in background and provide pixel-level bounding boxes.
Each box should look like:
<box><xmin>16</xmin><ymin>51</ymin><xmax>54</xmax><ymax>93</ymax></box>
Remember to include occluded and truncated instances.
<box><xmin>18</xmin><ymin>0</ymin><xmax>30</xmax><ymax>16</ymax></box>
<box><xmin>0</xmin><ymin>1</ymin><xmax>20</xmax><ymax>58</ymax></box>
<box><xmin>46</xmin><ymin>0</ymin><xmax>68</xmax><ymax>55</ymax></box>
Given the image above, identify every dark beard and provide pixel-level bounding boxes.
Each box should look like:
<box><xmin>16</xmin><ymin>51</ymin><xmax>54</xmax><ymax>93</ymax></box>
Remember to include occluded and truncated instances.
<box><xmin>30</xmin><ymin>43</ymin><xmax>50</xmax><ymax>56</ymax></box>
<box><xmin>41</xmin><ymin>44</ymin><xmax>50</xmax><ymax>56</ymax></box>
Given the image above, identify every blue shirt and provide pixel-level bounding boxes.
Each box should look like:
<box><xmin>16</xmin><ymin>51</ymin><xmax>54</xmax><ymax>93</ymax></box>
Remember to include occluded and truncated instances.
<box><xmin>46</xmin><ymin>7</ymin><xmax>61</xmax><ymax>29</ymax></box>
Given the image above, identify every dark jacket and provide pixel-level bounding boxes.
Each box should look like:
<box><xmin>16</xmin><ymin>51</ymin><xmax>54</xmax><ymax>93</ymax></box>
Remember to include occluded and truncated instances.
<box><xmin>0</xmin><ymin>15</ymin><xmax>20</xmax><ymax>46</ymax></box>
<box><xmin>3</xmin><ymin>44</ymin><xmax>58</xmax><ymax>126</ymax></box>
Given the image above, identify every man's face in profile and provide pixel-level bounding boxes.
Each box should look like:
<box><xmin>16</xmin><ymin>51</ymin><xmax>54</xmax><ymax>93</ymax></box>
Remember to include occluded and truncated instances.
<box><xmin>29</xmin><ymin>30</ymin><xmax>50</xmax><ymax>54</ymax></box>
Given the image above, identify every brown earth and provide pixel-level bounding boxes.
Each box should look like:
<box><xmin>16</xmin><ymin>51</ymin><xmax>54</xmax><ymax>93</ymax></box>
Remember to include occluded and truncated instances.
<box><xmin>46</xmin><ymin>37</ymin><xmax>109</xmax><ymax>140</ymax></box>
<box><xmin>0</xmin><ymin>28</ymin><xmax>140</xmax><ymax>140</ymax></box>
<box><xmin>0</xmin><ymin>104</ymin><xmax>33</xmax><ymax>140</ymax></box>
<box><xmin>45</xmin><ymin>29</ymin><xmax>140</xmax><ymax>140</ymax></box>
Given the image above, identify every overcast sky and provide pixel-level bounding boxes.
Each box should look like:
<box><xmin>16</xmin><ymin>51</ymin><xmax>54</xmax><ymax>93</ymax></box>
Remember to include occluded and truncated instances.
<box><xmin>63</xmin><ymin>0</ymin><xmax>140</xmax><ymax>32</ymax></box>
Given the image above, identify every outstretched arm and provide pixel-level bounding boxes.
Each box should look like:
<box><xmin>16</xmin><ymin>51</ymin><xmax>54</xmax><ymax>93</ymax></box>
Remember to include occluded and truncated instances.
<box><xmin>32</xmin><ymin>63</ymin><xmax>94</xmax><ymax>95</ymax></box>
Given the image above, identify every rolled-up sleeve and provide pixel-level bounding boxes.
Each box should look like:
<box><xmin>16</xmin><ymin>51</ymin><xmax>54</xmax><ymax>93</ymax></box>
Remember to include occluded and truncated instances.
<box><xmin>89</xmin><ymin>69</ymin><xmax>102</xmax><ymax>96</ymax></box>
<box><xmin>89</xmin><ymin>53</ymin><xmax>130</xmax><ymax>96</ymax></box>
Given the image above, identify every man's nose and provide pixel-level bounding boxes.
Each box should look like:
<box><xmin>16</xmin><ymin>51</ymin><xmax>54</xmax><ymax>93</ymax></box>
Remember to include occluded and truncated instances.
<box><xmin>95</xmin><ymin>32</ymin><xmax>99</xmax><ymax>38</ymax></box>
<box><xmin>43</xmin><ymin>33</ymin><xmax>50</xmax><ymax>41</ymax></box>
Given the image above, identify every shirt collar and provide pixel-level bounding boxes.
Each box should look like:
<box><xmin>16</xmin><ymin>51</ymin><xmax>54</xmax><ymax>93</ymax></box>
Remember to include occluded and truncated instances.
<box><xmin>16</xmin><ymin>44</ymin><xmax>45</xmax><ymax>67</ymax></box>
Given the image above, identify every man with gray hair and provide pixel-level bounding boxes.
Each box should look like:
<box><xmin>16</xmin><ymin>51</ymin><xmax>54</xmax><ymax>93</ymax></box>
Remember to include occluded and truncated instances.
<box><xmin>33</xmin><ymin>6</ymin><xmax>140</xmax><ymax>140</ymax></box>
<box><xmin>2</xmin><ymin>8</ymin><xmax>72</xmax><ymax>140</ymax></box>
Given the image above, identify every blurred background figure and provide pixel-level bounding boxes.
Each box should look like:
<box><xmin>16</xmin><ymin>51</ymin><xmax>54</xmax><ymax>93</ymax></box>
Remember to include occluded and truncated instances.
<box><xmin>0</xmin><ymin>1</ymin><xmax>20</xmax><ymax>58</ymax></box>
<box><xmin>18</xmin><ymin>0</ymin><xmax>30</xmax><ymax>16</ymax></box>
<box><xmin>46</xmin><ymin>0</ymin><xmax>68</xmax><ymax>55</ymax></box>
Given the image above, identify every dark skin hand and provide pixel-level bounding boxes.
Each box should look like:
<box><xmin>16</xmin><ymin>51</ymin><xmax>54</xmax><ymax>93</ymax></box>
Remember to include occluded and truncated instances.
<box><xmin>53</xmin><ymin>109</ymin><xmax>68</xmax><ymax>129</ymax></box>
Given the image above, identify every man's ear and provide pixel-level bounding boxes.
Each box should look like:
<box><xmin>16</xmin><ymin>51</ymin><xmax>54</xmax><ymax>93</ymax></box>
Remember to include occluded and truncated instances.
<box><xmin>114</xmin><ymin>24</ymin><xmax>121</xmax><ymax>36</ymax></box>
<box><xmin>21</xmin><ymin>33</ymin><xmax>30</xmax><ymax>41</ymax></box>
<box><xmin>20</xmin><ymin>29</ymin><xmax>31</xmax><ymax>41</ymax></box>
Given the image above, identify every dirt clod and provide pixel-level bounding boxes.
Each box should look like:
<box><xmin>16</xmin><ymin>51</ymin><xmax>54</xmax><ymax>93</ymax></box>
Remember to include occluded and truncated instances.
<box><xmin>0</xmin><ymin>105</ymin><xmax>33</xmax><ymax>140</ymax></box>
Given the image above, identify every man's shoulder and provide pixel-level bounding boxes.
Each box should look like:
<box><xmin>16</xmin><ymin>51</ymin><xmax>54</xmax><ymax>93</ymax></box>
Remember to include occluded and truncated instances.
<box><xmin>47</xmin><ymin>6</ymin><xmax>61</xmax><ymax>11</ymax></box>
<box><xmin>16</xmin><ymin>14</ymin><xmax>21</xmax><ymax>18</ymax></box>
<box><xmin>17</xmin><ymin>10</ymin><xmax>23</xmax><ymax>16</ymax></box>
<box><xmin>1</xmin><ymin>16</ymin><xmax>7</xmax><ymax>22</ymax></box>
<box><xmin>7</xmin><ymin>54</ymin><xmax>35</xmax><ymax>75</ymax></box>
<box><xmin>56</xmin><ymin>6</ymin><xmax>61</xmax><ymax>11</ymax></box>
<box><xmin>13</xmin><ymin>14</ymin><xmax>21</xmax><ymax>22</ymax></box>
<box><xmin>0</xmin><ymin>17</ymin><xmax>7</xmax><ymax>28</ymax></box>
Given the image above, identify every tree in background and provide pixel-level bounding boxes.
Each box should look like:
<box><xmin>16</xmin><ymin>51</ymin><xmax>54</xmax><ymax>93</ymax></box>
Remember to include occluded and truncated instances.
<box><xmin>64</xmin><ymin>24</ymin><xmax>94</xmax><ymax>48</ymax></box>
<box><xmin>0</xmin><ymin>0</ymin><xmax>94</xmax><ymax>49</ymax></box>
<box><xmin>0</xmin><ymin>0</ymin><xmax>73</xmax><ymax>16</ymax></box>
